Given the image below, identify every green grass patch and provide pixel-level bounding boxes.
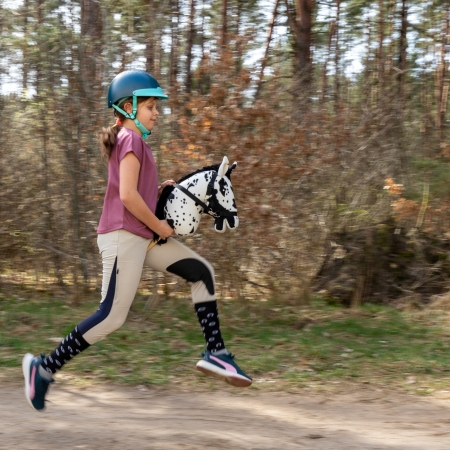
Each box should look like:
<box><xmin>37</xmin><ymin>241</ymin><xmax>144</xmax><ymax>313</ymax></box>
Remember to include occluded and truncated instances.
<box><xmin>1</xmin><ymin>293</ymin><xmax>450</xmax><ymax>394</ymax></box>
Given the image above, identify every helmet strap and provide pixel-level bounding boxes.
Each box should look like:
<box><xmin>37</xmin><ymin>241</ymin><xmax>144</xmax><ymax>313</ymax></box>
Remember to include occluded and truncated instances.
<box><xmin>133</xmin><ymin>118</ymin><xmax>151</xmax><ymax>139</ymax></box>
<box><xmin>111</xmin><ymin>96</ymin><xmax>151</xmax><ymax>138</ymax></box>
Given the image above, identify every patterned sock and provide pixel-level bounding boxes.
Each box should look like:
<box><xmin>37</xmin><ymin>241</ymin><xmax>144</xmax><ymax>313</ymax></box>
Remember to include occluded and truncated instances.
<box><xmin>40</xmin><ymin>326</ymin><xmax>90</xmax><ymax>375</ymax></box>
<box><xmin>194</xmin><ymin>300</ymin><xmax>226</xmax><ymax>353</ymax></box>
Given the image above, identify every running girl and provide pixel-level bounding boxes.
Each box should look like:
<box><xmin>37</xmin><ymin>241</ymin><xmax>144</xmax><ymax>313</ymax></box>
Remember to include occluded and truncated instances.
<box><xmin>22</xmin><ymin>70</ymin><xmax>252</xmax><ymax>411</ymax></box>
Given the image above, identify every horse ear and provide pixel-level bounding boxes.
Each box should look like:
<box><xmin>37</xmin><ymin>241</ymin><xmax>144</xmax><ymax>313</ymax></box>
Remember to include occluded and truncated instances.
<box><xmin>218</xmin><ymin>156</ymin><xmax>229</xmax><ymax>178</ymax></box>
<box><xmin>226</xmin><ymin>161</ymin><xmax>237</xmax><ymax>179</ymax></box>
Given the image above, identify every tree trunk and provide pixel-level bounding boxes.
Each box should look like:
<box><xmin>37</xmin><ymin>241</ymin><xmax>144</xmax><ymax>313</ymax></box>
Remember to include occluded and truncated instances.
<box><xmin>34</xmin><ymin>0</ymin><xmax>65</xmax><ymax>283</ymax></box>
<box><xmin>80</xmin><ymin>0</ymin><xmax>102</xmax><ymax>100</ymax></box>
<box><xmin>255</xmin><ymin>0</ymin><xmax>280</xmax><ymax>101</ymax></box>
<box><xmin>373</xmin><ymin>0</ymin><xmax>385</xmax><ymax>104</ymax></box>
<box><xmin>169</xmin><ymin>0</ymin><xmax>180</xmax><ymax>138</ymax></box>
<box><xmin>436</xmin><ymin>5</ymin><xmax>450</xmax><ymax>145</ymax></box>
<box><xmin>169</xmin><ymin>0</ymin><xmax>179</xmax><ymax>88</ymax></box>
<box><xmin>185</xmin><ymin>0</ymin><xmax>196</xmax><ymax>94</ymax></box>
<box><xmin>284</xmin><ymin>0</ymin><xmax>314</xmax><ymax>99</ymax></box>
<box><xmin>385</xmin><ymin>0</ymin><xmax>396</xmax><ymax>79</ymax></box>
<box><xmin>145</xmin><ymin>0</ymin><xmax>155</xmax><ymax>74</ymax></box>
<box><xmin>22</xmin><ymin>0</ymin><xmax>30</xmax><ymax>99</ymax></box>
<box><xmin>234</xmin><ymin>0</ymin><xmax>244</xmax><ymax>75</ymax></box>
<box><xmin>154</xmin><ymin>28</ymin><xmax>162</xmax><ymax>80</ymax></box>
<box><xmin>363</xmin><ymin>16</ymin><xmax>373</xmax><ymax>104</ymax></box>
<box><xmin>119</xmin><ymin>39</ymin><xmax>127</xmax><ymax>72</ymax></box>
<box><xmin>35</xmin><ymin>0</ymin><xmax>44</xmax><ymax>97</ymax></box>
<box><xmin>220</xmin><ymin>0</ymin><xmax>228</xmax><ymax>56</ymax></box>
<box><xmin>397</xmin><ymin>0</ymin><xmax>408</xmax><ymax>104</ymax></box>
<box><xmin>320</xmin><ymin>17</ymin><xmax>334</xmax><ymax>103</ymax></box>
<box><xmin>333</xmin><ymin>0</ymin><xmax>341</xmax><ymax>108</ymax></box>
<box><xmin>377</xmin><ymin>0</ymin><xmax>385</xmax><ymax>93</ymax></box>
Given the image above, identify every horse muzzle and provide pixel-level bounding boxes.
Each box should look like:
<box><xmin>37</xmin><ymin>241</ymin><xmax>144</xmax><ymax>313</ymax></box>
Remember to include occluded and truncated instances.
<box><xmin>214</xmin><ymin>215</ymin><xmax>239</xmax><ymax>233</ymax></box>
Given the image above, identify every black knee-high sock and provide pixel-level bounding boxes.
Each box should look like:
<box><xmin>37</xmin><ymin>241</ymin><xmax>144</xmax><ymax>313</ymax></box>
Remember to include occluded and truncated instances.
<box><xmin>194</xmin><ymin>300</ymin><xmax>226</xmax><ymax>353</ymax></box>
<box><xmin>40</xmin><ymin>326</ymin><xmax>90</xmax><ymax>375</ymax></box>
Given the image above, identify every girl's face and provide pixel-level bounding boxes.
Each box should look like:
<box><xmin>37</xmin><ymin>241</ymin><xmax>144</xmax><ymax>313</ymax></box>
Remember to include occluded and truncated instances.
<box><xmin>122</xmin><ymin>97</ymin><xmax>159</xmax><ymax>134</ymax></box>
<box><xmin>136</xmin><ymin>98</ymin><xmax>159</xmax><ymax>131</ymax></box>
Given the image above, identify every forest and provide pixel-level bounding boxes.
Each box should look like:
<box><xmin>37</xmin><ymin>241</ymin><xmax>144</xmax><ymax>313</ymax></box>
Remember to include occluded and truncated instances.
<box><xmin>1</xmin><ymin>0</ymin><xmax>450</xmax><ymax>306</ymax></box>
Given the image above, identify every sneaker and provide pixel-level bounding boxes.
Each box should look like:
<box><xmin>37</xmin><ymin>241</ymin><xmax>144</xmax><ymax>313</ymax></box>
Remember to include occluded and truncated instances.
<box><xmin>22</xmin><ymin>353</ymin><xmax>53</xmax><ymax>411</ymax></box>
<box><xmin>196</xmin><ymin>350</ymin><xmax>252</xmax><ymax>387</ymax></box>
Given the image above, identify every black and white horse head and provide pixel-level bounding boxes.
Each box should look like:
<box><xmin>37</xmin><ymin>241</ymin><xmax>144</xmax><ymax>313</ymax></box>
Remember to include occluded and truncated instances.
<box><xmin>155</xmin><ymin>156</ymin><xmax>238</xmax><ymax>239</ymax></box>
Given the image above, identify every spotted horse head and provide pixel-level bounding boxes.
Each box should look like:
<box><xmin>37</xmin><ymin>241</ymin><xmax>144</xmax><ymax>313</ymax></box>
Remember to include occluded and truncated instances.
<box><xmin>155</xmin><ymin>156</ymin><xmax>238</xmax><ymax>239</ymax></box>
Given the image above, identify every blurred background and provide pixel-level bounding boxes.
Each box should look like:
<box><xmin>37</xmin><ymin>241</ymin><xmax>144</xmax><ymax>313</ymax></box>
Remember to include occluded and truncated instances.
<box><xmin>1</xmin><ymin>0</ymin><xmax>450</xmax><ymax>307</ymax></box>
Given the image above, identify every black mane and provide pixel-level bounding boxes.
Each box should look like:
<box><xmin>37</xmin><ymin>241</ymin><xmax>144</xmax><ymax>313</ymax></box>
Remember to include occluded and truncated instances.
<box><xmin>156</xmin><ymin>185</ymin><xmax>174</xmax><ymax>221</ymax></box>
<box><xmin>177</xmin><ymin>163</ymin><xmax>221</xmax><ymax>184</ymax></box>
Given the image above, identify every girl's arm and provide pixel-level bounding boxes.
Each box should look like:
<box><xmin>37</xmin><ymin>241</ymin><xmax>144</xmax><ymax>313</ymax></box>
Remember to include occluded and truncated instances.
<box><xmin>119</xmin><ymin>152</ymin><xmax>174</xmax><ymax>239</ymax></box>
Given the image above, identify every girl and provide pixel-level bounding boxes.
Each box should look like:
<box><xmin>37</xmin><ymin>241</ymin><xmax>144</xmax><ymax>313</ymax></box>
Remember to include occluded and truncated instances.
<box><xmin>22</xmin><ymin>70</ymin><xmax>252</xmax><ymax>412</ymax></box>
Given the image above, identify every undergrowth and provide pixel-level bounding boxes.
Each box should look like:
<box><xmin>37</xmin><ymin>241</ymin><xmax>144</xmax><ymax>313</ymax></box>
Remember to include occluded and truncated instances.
<box><xmin>1</xmin><ymin>291</ymin><xmax>450</xmax><ymax>396</ymax></box>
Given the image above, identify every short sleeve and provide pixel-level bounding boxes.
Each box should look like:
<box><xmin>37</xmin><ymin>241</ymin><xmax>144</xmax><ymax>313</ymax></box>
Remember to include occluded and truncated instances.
<box><xmin>116</xmin><ymin>130</ymin><xmax>143</xmax><ymax>164</ymax></box>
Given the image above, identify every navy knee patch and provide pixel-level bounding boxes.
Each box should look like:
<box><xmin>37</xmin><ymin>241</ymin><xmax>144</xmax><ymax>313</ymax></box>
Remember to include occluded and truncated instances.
<box><xmin>166</xmin><ymin>258</ymin><xmax>215</xmax><ymax>295</ymax></box>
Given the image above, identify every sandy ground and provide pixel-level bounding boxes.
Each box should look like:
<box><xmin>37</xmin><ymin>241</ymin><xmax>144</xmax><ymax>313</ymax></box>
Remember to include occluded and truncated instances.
<box><xmin>2</xmin><ymin>381</ymin><xmax>450</xmax><ymax>450</ymax></box>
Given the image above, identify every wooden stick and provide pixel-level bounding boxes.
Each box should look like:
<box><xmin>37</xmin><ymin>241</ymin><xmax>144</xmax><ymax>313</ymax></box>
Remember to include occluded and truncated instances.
<box><xmin>147</xmin><ymin>237</ymin><xmax>161</xmax><ymax>252</ymax></box>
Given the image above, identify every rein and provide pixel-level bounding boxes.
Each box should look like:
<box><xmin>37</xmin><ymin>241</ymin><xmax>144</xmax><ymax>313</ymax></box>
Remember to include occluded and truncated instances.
<box><xmin>174</xmin><ymin>171</ymin><xmax>237</xmax><ymax>219</ymax></box>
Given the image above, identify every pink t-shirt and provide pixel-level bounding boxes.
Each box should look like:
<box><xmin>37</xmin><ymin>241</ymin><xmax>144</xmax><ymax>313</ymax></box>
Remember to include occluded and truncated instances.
<box><xmin>97</xmin><ymin>128</ymin><xmax>158</xmax><ymax>239</ymax></box>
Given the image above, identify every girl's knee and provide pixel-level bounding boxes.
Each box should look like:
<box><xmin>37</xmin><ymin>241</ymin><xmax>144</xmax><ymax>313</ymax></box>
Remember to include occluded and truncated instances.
<box><xmin>104</xmin><ymin>315</ymin><xmax>127</xmax><ymax>334</ymax></box>
<box><xmin>166</xmin><ymin>258</ymin><xmax>215</xmax><ymax>296</ymax></box>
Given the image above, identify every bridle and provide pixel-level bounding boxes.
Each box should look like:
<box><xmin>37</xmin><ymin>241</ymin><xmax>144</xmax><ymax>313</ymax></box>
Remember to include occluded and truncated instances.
<box><xmin>147</xmin><ymin>170</ymin><xmax>237</xmax><ymax>252</ymax></box>
<box><xmin>174</xmin><ymin>171</ymin><xmax>238</xmax><ymax>219</ymax></box>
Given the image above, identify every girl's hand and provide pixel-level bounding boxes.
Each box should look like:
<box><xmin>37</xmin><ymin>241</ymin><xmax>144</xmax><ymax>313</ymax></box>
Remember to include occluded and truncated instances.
<box><xmin>155</xmin><ymin>219</ymin><xmax>174</xmax><ymax>239</ymax></box>
<box><xmin>158</xmin><ymin>180</ymin><xmax>176</xmax><ymax>197</ymax></box>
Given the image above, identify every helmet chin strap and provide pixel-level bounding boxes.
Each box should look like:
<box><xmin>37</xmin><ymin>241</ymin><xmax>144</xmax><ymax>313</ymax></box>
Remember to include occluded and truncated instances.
<box><xmin>112</xmin><ymin>96</ymin><xmax>151</xmax><ymax>138</ymax></box>
<box><xmin>132</xmin><ymin>118</ymin><xmax>151</xmax><ymax>139</ymax></box>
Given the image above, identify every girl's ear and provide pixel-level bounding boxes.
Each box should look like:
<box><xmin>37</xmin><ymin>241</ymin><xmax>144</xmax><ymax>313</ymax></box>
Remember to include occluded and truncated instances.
<box><xmin>123</xmin><ymin>101</ymin><xmax>133</xmax><ymax>115</ymax></box>
<box><xmin>218</xmin><ymin>156</ymin><xmax>229</xmax><ymax>178</ymax></box>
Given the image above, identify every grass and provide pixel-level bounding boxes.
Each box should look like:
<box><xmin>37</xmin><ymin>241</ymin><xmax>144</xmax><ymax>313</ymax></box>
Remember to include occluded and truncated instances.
<box><xmin>1</xmin><ymin>290</ymin><xmax>450</xmax><ymax>395</ymax></box>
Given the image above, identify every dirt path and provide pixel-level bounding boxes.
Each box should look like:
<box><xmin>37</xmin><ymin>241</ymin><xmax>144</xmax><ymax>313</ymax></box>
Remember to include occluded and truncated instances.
<box><xmin>2</xmin><ymin>381</ymin><xmax>450</xmax><ymax>450</ymax></box>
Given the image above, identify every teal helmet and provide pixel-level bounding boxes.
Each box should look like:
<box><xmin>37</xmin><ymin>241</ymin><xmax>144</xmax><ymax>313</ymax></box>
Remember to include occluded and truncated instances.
<box><xmin>107</xmin><ymin>70</ymin><xmax>169</xmax><ymax>138</ymax></box>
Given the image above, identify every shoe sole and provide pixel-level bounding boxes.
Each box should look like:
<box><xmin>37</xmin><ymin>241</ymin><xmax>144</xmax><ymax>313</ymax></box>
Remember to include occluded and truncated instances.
<box><xmin>22</xmin><ymin>353</ymin><xmax>36</xmax><ymax>410</ymax></box>
<box><xmin>196</xmin><ymin>360</ymin><xmax>252</xmax><ymax>387</ymax></box>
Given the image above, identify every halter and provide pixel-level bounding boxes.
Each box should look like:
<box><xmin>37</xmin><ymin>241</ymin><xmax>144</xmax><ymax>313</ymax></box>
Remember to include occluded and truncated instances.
<box><xmin>174</xmin><ymin>171</ymin><xmax>238</xmax><ymax>219</ymax></box>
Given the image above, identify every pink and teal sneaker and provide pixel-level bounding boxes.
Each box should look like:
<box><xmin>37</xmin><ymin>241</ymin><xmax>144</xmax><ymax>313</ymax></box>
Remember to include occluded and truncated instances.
<box><xmin>196</xmin><ymin>350</ymin><xmax>252</xmax><ymax>387</ymax></box>
<box><xmin>22</xmin><ymin>353</ymin><xmax>53</xmax><ymax>411</ymax></box>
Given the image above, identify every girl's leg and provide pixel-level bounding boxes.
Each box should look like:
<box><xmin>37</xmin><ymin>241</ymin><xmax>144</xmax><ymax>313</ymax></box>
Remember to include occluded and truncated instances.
<box><xmin>23</xmin><ymin>230</ymin><xmax>150</xmax><ymax>410</ymax></box>
<box><xmin>144</xmin><ymin>238</ymin><xmax>252</xmax><ymax>387</ymax></box>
